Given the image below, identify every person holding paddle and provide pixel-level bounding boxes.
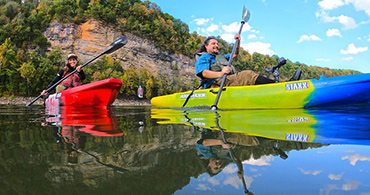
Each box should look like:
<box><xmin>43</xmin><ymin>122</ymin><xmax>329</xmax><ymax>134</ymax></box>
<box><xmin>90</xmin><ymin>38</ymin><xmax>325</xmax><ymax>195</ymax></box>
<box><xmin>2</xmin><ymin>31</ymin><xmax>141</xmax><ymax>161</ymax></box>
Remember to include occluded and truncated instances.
<box><xmin>194</xmin><ymin>34</ymin><xmax>275</xmax><ymax>89</ymax></box>
<box><xmin>41</xmin><ymin>53</ymin><xmax>86</xmax><ymax>96</ymax></box>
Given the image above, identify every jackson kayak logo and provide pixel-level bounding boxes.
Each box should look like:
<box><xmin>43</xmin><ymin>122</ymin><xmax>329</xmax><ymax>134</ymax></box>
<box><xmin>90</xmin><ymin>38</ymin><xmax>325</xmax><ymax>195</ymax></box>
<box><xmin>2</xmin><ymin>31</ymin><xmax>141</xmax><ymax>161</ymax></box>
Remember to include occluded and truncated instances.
<box><xmin>179</xmin><ymin>93</ymin><xmax>206</xmax><ymax>99</ymax></box>
<box><xmin>286</xmin><ymin>133</ymin><xmax>309</xmax><ymax>142</ymax></box>
<box><xmin>285</xmin><ymin>82</ymin><xmax>309</xmax><ymax>91</ymax></box>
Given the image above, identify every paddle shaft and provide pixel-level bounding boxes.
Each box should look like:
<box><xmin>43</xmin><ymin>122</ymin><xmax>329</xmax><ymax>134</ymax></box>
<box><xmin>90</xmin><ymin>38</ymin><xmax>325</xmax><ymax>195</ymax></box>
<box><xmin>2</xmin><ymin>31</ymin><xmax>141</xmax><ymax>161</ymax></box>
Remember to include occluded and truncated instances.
<box><xmin>211</xmin><ymin>21</ymin><xmax>245</xmax><ymax>110</ymax></box>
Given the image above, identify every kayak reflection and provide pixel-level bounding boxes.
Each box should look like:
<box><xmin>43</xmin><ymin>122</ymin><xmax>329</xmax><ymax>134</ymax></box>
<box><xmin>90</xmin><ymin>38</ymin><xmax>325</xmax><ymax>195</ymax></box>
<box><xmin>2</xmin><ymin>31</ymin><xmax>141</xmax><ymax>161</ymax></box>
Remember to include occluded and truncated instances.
<box><xmin>43</xmin><ymin>105</ymin><xmax>124</xmax><ymax>165</ymax></box>
<box><xmin>152</xmin><ymin>108</ymin><xmax>349</xmax><ymax>194</ymax></box>
<box><xmin>45</xmin><ymin>106</ymin><xmax>123</xmax><ymax>137</ymax></box>
<box><xmin>151</xmin><ymin>105</ymin><xmax>370</xmax><ymax>146</ymax></box>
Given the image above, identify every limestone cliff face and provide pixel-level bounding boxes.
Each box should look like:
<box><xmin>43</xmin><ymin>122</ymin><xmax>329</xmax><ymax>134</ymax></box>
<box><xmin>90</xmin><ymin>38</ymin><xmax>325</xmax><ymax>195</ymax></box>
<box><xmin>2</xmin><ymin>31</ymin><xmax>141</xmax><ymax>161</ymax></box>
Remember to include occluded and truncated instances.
<box><xmin>44</xmin><ymin>20</ymin><xmax>195</xmax><ymax>81</ymax></box>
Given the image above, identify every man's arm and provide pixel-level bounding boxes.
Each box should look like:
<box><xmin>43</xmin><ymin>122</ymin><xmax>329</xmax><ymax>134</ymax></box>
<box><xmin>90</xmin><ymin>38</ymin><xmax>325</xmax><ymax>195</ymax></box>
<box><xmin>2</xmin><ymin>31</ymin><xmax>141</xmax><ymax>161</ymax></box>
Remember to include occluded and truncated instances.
<box><xmin>202</xmin><ymin>68</ymin><xmax>231</xmax><ymax>78</ymax></box>
<box><xmin>233</xmin><ymin>33</ymin><xmax>241</xmax><ymax>59</ymax></box>
<box><xmin>202</xmin><ymin>139</ymin><xmax>231</xmax><ymax>149</ymax></box>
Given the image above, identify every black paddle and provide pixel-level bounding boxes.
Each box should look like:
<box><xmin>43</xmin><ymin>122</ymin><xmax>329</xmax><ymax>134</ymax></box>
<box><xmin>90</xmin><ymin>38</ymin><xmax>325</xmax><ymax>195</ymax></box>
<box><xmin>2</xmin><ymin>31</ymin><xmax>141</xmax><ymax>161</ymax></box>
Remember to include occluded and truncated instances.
<box><xmin>26</xmin><ymin>36</ymin><xmax>128</xmax><ymax>107</ymax></box>
<box><xmin>211</xmin><ymin>6</ymin><xmax>251</xmax><ymax>110</ymax></box>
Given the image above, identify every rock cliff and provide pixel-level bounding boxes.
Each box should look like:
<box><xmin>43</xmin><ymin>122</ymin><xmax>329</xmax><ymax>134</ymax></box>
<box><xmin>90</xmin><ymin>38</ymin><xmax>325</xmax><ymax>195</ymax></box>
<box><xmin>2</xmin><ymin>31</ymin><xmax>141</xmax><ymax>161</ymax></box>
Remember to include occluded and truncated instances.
<box><xmin>44</xmin><ymin>20</ymin><xmax>196</xmax><ymax>81</ymax></box>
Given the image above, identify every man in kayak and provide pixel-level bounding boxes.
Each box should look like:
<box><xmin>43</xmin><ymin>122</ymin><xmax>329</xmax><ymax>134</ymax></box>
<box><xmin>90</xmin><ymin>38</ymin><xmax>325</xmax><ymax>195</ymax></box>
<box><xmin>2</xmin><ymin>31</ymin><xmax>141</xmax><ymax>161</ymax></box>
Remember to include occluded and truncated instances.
<box><xmin>41</xmin><ymin>53</ymin><xmax>86</xmax><ymax>96</ymax></box>
<box><xmin>194</xmin><ymin>34</ymin><xmax>275</xmax><ymax>89</ymax></box>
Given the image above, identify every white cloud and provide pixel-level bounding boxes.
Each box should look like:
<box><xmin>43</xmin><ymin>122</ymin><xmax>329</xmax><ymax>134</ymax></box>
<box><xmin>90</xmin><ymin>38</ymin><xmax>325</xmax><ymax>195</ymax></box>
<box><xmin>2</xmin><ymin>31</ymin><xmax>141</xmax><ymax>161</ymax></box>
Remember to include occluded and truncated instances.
<box><xmin>221</xmin><ymin>22</ymin><xmax>251</xmax><ymax>33</ymax></box>
<box><xmin>340</xmin><ymin>43</ymin><xmax>368</xmax><ymax>54</ymax></box>
<box><xmin>224</xmin><ymin>175</ymin><xmax>254</xmax><ymax>189</ymax></box>
<box><xmin>326</xmin><ymin>28</ymin><xmax>342</xmax><ymax>37</ymax></box>
<box><xmin>368</xmin><ymin>34</ymin><xmax>370</xmax><ymax>41</ymax></box>
<box><xmin>342</xmin><ymin>153</ymin><xmax>370</xmax><ymax>165</ymax></box>
<box><xmin>241</xmin><ymin>42</ymin><xmax>275</xmax><ymax>56</ymax></box>
<box><xmin>242</xmin><ymin>155</ymin><xmax>275</xmax><ymax>166</ymax></box>
<box><xmin>224</xmin><ymin>175</ymin><xmax>242</xmax><ymax>189</ymax></box>
<box><xmin>316</xmin><ymin>2</ymin><xmax>360</xmax><ymax>30</ymax></box>
<box><xmin>194</xmin><ymin>18</ymin><xmax>211</xmax><ymax>25</ymax></box>
<box><xmin>320</xmin><ymin>184</ymin><xmax>340</xmax><ymax>195</ymax></box>
<box><xmin>328</xmin><ymin>173</ymin><xmax>344</xmax><ymax>180</ymax></box>
<box><xmin>220</xmin><ymin>33</ymin><xmax>235</xmax><ymax>43</ymax></box>
<box><xmin>196</xmin><ymin>183</ymin><xmax>211</xmax><ymax>191</ymax></box>
<box><xmin>248</xmin><ymin>34</ymin><xmax>257</xmax><ymax>39</ymax></box>
<box><xmin>207</xmin><ymin>177</ymin><xmax>220</xmax><ymax>186</ymax></box>
<box><xmin>345</xmin><ymin>0</ymin><xmax>370</xmax><ymax>18</ymax></box>
<box><xmin>316</xmin><ymin>9</ymin><xmax>337</xmax><ymax>22</ymax></box>
<box><xmin>206</xmin><ymin>24</ymin><xmax>219</xmax><ymax>32</ymax></box>
<box><xmin>298</xmin><ymin>168</ymin><xmax>323</xmax><ymax>175</ymax></box>
<box><xmin>338</xmin><ymin>15</ymin><xmax>358</xmax><ymax>29</ymax></box>
<box><xmin>200</xmin><ymin>24</ymin><xmax>219</xmax><ymax>33</ymax></box>
<box><xmin>318</xmin><ymin>0</ymin><xmax>345</xmax><ymax>10</ymax></box>
<box><xmin>223</xmin><ymin>165</ymin><xmax>238</xmax><ymax>174</ymax></box>
<box><xmin>342</xmin><ymin>180</ymin><xmax>361</xmax><ymax>191</ymax></box>
<box><xmin>343</xmin><ymin>56</ymin><xmax>354</xmax><ymax>60</ymax></box>
<box><xmin>317</xmin><ymin>58</ymin><xmax>331</xmax><ymax>62</ymax></box>
<box><xmin>297</xmin><ymin>35</ymin><xmax>322</xmax><ymax>43</ymax></box>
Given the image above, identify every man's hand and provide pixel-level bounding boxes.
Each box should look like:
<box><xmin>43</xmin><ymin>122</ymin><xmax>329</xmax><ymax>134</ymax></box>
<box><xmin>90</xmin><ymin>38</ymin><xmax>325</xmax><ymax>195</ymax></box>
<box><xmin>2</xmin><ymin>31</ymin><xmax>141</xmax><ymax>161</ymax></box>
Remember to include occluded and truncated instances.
<box><xmin>234</xmin><ymin>33</ymin><xmax>241</xmax><ymax>41</ymax></box>
<box><xmin>221</xmin><ymin>66</ymin><xmax>232</xmax><ymax>75</ymax></box>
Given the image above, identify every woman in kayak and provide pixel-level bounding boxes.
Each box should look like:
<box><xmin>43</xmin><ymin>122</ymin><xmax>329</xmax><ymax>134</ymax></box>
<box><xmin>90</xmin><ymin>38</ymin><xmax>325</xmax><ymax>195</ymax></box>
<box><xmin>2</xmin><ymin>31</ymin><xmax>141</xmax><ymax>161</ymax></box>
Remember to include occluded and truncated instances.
<box><xmin>194</xmin><ymin>33</ymin><xmax>275</xmax><ymax>89</ymax></box>
<box><xmin>41</xmin><ymin>53</ymin><xmax>86</xmax><ymax>95</ymax></box>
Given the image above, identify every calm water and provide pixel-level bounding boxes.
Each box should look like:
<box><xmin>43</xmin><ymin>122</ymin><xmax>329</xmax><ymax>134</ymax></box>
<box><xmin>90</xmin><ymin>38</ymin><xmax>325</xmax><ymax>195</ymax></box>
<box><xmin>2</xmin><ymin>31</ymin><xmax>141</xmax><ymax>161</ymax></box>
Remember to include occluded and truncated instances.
<box><xmin>1</xmin><ymin>104</ymin><xmax>370</xmax><ymax>195</ymax></box>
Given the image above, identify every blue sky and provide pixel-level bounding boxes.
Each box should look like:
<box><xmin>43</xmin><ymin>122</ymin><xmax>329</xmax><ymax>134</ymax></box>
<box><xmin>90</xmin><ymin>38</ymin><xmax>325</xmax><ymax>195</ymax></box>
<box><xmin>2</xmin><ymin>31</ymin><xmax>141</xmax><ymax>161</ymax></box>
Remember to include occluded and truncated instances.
<box><xmin>150</xmin><ymin>0</ymin><xmax>370</xmax><ymax>73</ymax></box>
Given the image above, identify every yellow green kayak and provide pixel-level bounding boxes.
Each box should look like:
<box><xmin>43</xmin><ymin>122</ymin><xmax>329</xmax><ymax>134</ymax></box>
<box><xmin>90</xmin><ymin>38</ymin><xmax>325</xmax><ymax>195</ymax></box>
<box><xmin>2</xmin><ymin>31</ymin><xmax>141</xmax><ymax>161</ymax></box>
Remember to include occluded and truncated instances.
<box><xmin>151</xmin><ymin>73</ymin><xmax>370</xmax><ymax>109</ymax></box>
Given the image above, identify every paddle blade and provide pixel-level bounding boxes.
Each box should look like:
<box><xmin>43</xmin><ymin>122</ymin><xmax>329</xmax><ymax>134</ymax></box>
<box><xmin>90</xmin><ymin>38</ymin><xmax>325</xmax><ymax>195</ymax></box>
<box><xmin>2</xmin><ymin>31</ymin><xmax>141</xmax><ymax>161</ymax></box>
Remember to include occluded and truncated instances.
<box><xmin>242</xmin><ymin>5</ymin><xmax>251</xmax><ymax>23</ymax></box>
<box><xmin>104</xmin><ymin>36</ymin><xmax>128</xmax><ymax>54</ymax></box>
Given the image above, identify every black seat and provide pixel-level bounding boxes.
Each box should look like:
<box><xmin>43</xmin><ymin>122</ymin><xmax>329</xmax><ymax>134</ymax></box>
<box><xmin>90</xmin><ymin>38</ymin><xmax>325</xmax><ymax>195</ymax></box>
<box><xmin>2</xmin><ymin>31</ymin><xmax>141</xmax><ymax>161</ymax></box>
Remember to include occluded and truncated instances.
<box><xmin>289</xmin><ymin>69</ymin><xmax>302</xmax><ymax>81</ymax></box>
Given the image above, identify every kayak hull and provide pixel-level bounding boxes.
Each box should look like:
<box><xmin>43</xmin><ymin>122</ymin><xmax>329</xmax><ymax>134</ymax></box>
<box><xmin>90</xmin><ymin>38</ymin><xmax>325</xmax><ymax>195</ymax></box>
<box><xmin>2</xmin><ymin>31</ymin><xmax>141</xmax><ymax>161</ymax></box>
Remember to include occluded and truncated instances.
<box><xmin>150</xmin><ymin>73</ymin><xmax>370</xmax><ymax>109</ymax></box>
<box><xmin>45</xmin><ymin>78</ymin><xmax>122</xmax><ymax>107</ymax></box>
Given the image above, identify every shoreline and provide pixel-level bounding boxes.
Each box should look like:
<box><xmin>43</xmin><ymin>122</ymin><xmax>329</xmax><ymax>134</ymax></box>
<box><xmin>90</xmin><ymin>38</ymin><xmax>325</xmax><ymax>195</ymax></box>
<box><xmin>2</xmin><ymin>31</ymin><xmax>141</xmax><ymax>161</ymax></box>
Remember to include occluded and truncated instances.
<box><xmin>0</xmin><ymin>97</ymin><xmax>151</xmax><ymax>106</ymax></box>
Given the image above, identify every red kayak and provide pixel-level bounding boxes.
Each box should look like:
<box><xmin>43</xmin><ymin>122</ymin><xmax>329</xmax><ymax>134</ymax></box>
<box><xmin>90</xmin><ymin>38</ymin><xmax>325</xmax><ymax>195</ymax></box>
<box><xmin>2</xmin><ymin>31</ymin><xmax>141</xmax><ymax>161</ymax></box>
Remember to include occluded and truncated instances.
<box><xmin>45</xmin><ymin>78</ymin><xmax>122</xmax><ymax>107</ymax></box>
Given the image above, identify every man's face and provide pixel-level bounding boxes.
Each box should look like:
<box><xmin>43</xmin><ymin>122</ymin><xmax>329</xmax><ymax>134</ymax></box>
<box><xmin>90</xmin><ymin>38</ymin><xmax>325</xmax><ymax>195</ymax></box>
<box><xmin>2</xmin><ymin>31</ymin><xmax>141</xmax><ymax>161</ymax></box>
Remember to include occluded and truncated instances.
<box><xmin>205</xmin><ymin>39</ymin><xmax>219</xmax><ymax>54</ymax></box>
<box><xmin>208</xmin><ymin>159</ymin><xmax>222</xmax><ymax>174</ymax></box>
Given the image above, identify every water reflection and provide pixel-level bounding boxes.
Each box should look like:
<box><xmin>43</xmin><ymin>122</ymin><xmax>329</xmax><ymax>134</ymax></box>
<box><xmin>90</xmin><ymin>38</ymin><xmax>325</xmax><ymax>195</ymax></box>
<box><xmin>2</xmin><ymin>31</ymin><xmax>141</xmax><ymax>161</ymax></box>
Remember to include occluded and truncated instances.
<box><xmin>151</xmin><ymin>105</ymin><xmax>370</xmax><ymax>194</ymax></box>
<box><xmin>152</xmin><ymin>108</ymin><xmax>331</xmax><ymax>194</ymax></box>
<box><xmin>151</xmin><ymin>105</ymin><xmax>370</xmax><ymax>146</ymax></box>
<box><xmin>45</xmin><ymin>106</ymin><xmax>123</xmax><ymax>136</ymax></box>
<box><xmin>1</xmin><ymin>105</ymin><xmax>370</xmax><ymax>194</ymax></box>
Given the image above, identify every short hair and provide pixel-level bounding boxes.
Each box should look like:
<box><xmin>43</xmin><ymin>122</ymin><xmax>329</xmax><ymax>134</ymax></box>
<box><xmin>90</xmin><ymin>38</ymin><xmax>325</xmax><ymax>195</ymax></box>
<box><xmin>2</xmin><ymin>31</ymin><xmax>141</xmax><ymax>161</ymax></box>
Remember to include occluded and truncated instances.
<box><xmin>204</xmin><ymin>36</ymin><xmax>217</xmax><ymax>45</ymax></box>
